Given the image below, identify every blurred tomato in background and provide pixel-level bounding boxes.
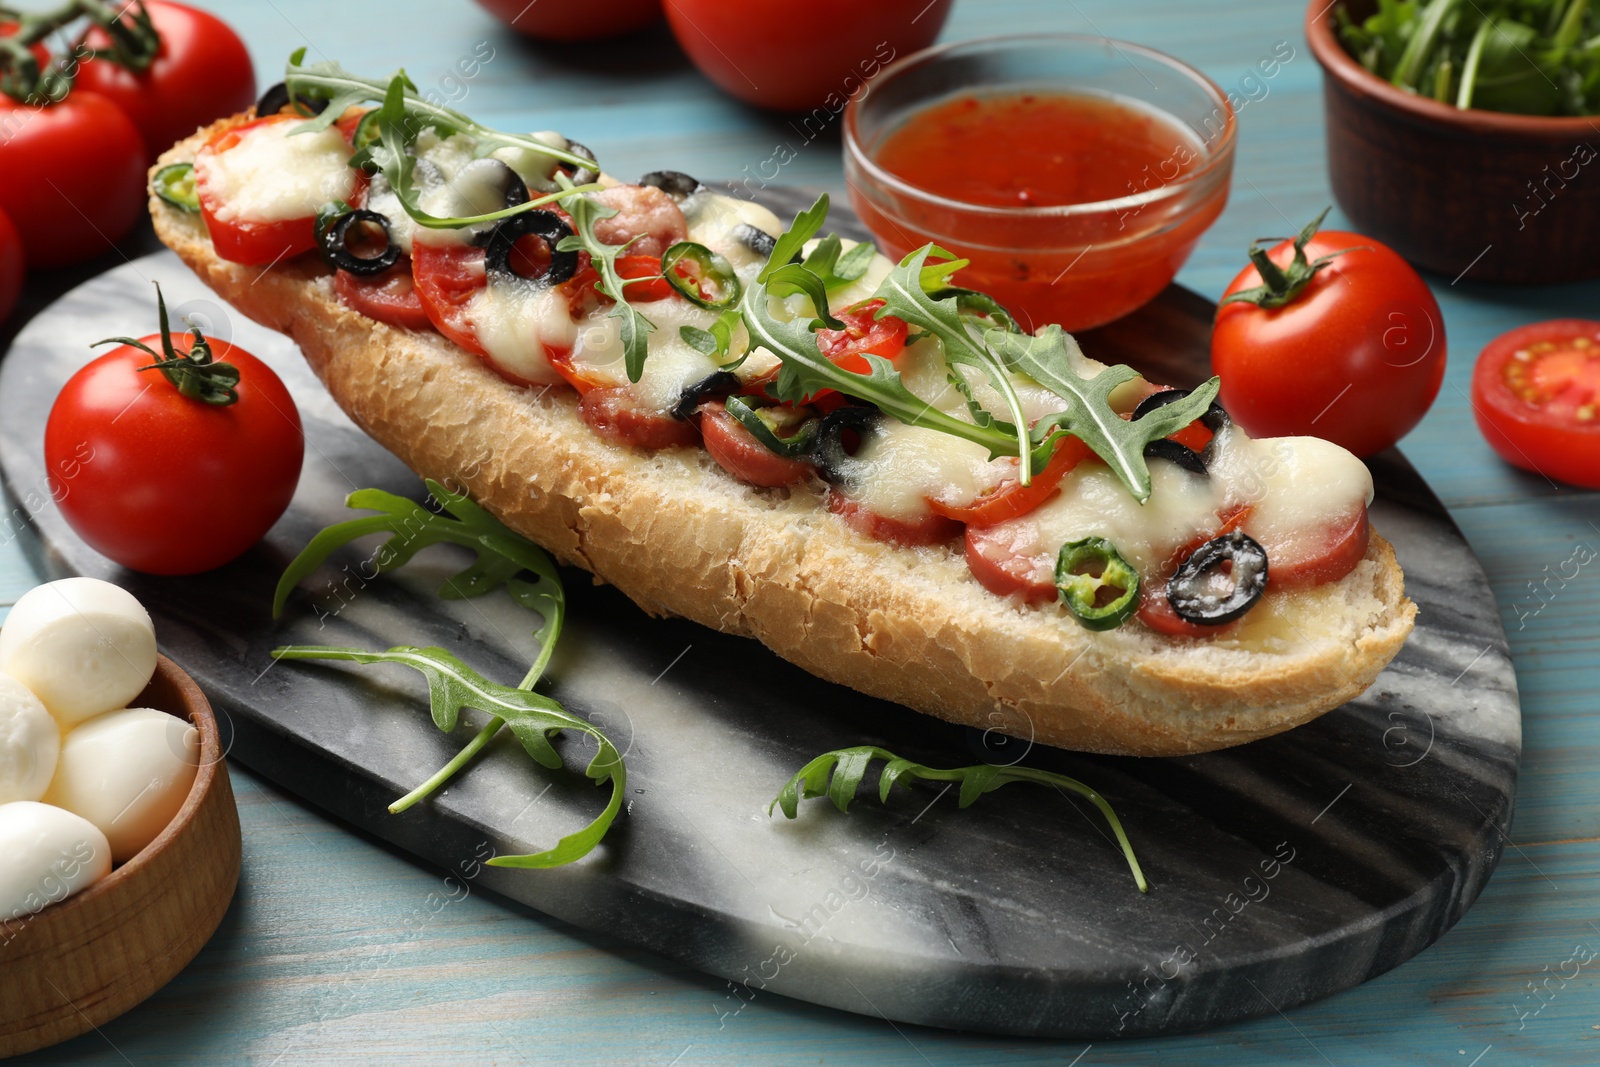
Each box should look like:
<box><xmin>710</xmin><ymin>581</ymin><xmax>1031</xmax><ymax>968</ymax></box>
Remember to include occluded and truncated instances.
<box><xmin>473</xmin><ymin>0</ymin><xmax>663</xmax><ymax>41</ymax></box>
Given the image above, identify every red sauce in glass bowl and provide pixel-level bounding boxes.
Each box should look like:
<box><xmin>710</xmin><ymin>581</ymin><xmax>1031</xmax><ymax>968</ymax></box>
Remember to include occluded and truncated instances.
<box><xmin>847</xmin><ymin>89</ymin><xmax>1231</xmax><ymax>332</ymax></box>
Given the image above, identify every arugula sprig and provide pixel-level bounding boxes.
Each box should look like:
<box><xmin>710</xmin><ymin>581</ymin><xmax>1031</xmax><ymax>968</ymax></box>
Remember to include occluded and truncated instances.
<box><xmin>741</xmin><ymin>195</ymin><xmax>1220</xmax><ymax>501</ymax></box>
<box><xmin>771</xmin><ymin>746</ymin><xmax>1148</xmax><ymax>893</ymax></box>
<box><xmin>556</xmin><ymin>179</ymin><xmax>657</xmax><ymax>382</ymax></box>
<box><xmin>283</xmin><ymin>54</ymin><xmax>600</xmax><ymax>228</ymax></box>
<box><xmin>270</xmin><ymin>480</ymin><xmax>622</xmax><ymax>867</ymax></box>
<box><xmin>272</xmin><ymin>645</ymin><xmax>623</xmax><ymax>869</ymax></box>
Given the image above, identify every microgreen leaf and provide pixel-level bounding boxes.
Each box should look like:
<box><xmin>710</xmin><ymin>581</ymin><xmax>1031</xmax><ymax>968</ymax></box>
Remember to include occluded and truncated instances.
<box><xmin>987</xmin><ymin>327</ymin><xmax>1220</xmax><ymax>504</ymax></box>
<box><xmin>800</xmin><ymin>234</ymin><xmax>878</xmax><ymax>289</ymax></box>
<box><xmin>770</xmin><ymin>745</ymin><xmax>1147</xmax><ymax>893</ymax></box>
<box><xmin>271</xmin><ymin>644</ymin><xmax>623</xmax><ymax>869</ymax></box>
<box><xmin>556</xmin><ymin>182</ymin><xmax>657</xmax><ymax>382</ymax></box>
<box><xmin>832</xmin><ymin>239</ymin><xmax>877</xmax><ymax>283</ymax></box>
<box><xmin>758</xmin><ymin>194</ymin><xmax>830</xmax><ymax>284</ymax></box>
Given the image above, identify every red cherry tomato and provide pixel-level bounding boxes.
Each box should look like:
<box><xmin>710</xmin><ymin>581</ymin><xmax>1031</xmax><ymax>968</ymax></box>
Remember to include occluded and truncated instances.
<box><xmin>747</xmin><ymin>301</ymin><xmax>909</xmax><ymax>402</ymax></box>
<box><xmin>662</xmin><ymin>0</ymin><xmax>952</xmax><ymax>111</ymax></box>
<box><xmin>828</xmin><ymin>492</ymin><xmax>961</xmax><ymax>547</ymax></box>
<box><xmin>334</xmin><ymin>261</ymin><xmax>435</xmax><ymax>332</ymax></box>
<box><xmin>472</xmin><ymin>0</ymin><xmax>661</xmax><ymax>41</ymax></box>
<box><xmin>1471</xmin><ymin>320</ymin><xmax>1600</xmax><ymax>488</ymax></box>
<box><xmin>0</xmin><ymin>207</ymin><xmax>22</xmax><ymax>321</ymax></box>
<box><xmin>579</xmin><ymin>387</ymin><xmax>700</xmax><ymax>450</ymax></box>
<box><xmin>195</xmin><ymin>114</ymin><xmax>363</xmax><ymax>266</ymax></box>
<box><xmin>73</xmin><ymin>0</ymin><xmax>256</xmax><ymax>157</ymax></box>
<box><xmin>699</xmin><ymin>402</ymin><xmax>814</xmax><ymax>487</ymax></box>
<box><xmin>929</xmin><ymin>435</ymin><xmax>1090</xmax><ymax>526</ymax></box>
<box><xmin>1212</xmin><ymin>224</ymin><xmax>1446</xmax><ymax>458</ymax></box>
<box><xmin>44</xmin><ymin>328</ymin><xmax>303</xmax><ymax>575</ymax></box>
<box><xmin>0</xmin><ymin>91</ymin><xmax>147</xmax><ymax>269</ymax></box>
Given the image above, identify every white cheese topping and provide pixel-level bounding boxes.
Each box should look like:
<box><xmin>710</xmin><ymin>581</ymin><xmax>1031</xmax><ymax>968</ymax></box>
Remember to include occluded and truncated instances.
<box><xmin>843</xmin><ymin>420</ymin><xmax>1008</xmax><ymax>521</ymax></box>
<box><xmin>466</xmin><ymin>283</ymin><xmax>575</xmax><ymax>386</ymax></box>
<box><xmin>196</xmin><ymin>119</ymin><xmax>355</xmax><ymax>224</ymax></box>
<box><xmin>568</xmin><ymin>298</ymin><xmax>733</xmax><ymax>412</ymax></box>
<box><xmin>1024</xmin><ymin>461</ymin><xmax>1226</xmax><ymax>576</ymax></box>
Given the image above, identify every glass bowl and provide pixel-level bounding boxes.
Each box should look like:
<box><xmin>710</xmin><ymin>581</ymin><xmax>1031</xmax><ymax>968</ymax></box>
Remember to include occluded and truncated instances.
<box><xmin>844</xmin><ymin>34</ymin><xmax>1236</xmax><ymax>333</ymax></box>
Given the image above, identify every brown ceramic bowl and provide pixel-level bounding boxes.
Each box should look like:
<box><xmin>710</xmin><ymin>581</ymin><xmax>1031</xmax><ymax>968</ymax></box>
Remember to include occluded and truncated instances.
<box><xmin>1307</xmin><ymin>0</ymin><xmax>1600</xmax><ymax>283</ymax></box>
<box><xmin>0</xmin><ymin>656</ymin><xmax>241</xmax><ymax>1058</ymax></box>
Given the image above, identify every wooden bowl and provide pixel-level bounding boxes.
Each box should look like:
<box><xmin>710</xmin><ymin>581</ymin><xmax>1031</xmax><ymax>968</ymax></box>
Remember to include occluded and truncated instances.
<box><xmin>1307</xmin><ymin>0</ymin><xmax>1600</xmax><ymax>283</ymax></box>
<box><xmin>0</xmin><ymin>655</ymin><xmax>240</xmax><ymax>1058</ymax></box>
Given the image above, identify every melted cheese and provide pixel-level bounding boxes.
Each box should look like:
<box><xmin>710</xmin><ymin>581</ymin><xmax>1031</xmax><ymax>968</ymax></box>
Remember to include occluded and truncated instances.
<box><xmin>1023</xmin><ymin>462</ymin><xmax>1225</xmax><ymax>575</ymax></box>
<box><xmin>685</xmin><ymin>194</ymin><xmax>784</xmax><ymax>271</ymax></box>
<box><xmin>196</xmin><ymin>119</ymin><xmax>355</xmax><ymax>224</ymax></box>
<box><xmin>844</xmin><ymin>420</ymin><xmax>1007</xmax><ymax>521</ymax></box>
<box><xmin>465</xmin><ymin>284</ymin><xmax>574</xmax><ymax>386</ymax></box>
<box><xmin>568</xmin><ymin>299</ymin><xmax>732</xmax><ymax>412</ymax></box>
<box><xmin>1208</xmin><ymin>427</ymin><xmax>1375</xmax><ymax>562</ymax></box>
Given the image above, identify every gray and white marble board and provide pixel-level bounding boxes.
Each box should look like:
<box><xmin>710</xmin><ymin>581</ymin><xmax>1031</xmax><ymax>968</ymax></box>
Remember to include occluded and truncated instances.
<box><xmin>0</xmin><ymin>190</ymin><xmax>1520</xmax><ymax>1039</ymax></box>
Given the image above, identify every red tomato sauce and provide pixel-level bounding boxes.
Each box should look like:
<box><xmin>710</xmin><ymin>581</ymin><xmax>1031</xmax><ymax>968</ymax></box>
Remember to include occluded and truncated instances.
<box><xmin>854</xmin><ymin>91</ymin><xmax>1226</xmax><ymax>332</ymax></box>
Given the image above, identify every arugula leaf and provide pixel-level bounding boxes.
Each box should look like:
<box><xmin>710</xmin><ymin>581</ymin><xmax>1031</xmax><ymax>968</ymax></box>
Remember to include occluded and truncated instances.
<box><xmin>284</xmin><ymin>52</ymin><xmax>595</xmax><ymax>170</ymax></box>
<box><xmin>271</xmin><ymin>645</ymin><xmax>624</xmax><ymax>869</ymax></box>
<box><xmin>868</xmin><ymin>246</ymin><xmax>1034</xmax><ymax>482</ymax></box>
<box><xmin>801</xmin><ymin>234</ymin><xmax>879</xmax><ymax>289</ymax></box>
<box><xmin>679</xmin><ymin>309</ymin><xmax>743</xmax><ymax>360</ymax></box>
<box><xmin>758</xmin><ymin>194</ymin><xmax>830</xmax><ymax>284</ymax></box>
<box><xmin>740</xmin><ymin>261</ymin><xmax>1016</xmax><ymax>457</ymax></box>
<box><xmin>557</xmin><ymin>183</ymin><xmax>657</xmax><ymax>382</ymax></box>
<box><xmin>770</xmin><ymin>745</ymin><xmax>1147</xmax><ymax>893</ymax></box>
<box><xmin>988</xmin><ymin>327</ymin><xmax>1221</xmax><ymax>503</ymax></box>
<box><xmin>365</xmin><ymin>77</ymin><xmax>599</xmax><ymax>230</ymax></box>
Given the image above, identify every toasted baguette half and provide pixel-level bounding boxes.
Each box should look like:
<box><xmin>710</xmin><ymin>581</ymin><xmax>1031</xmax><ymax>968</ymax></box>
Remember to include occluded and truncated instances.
<box><xmin>151</xmin><ymin>118</ymin><xmax>1416</xmax><ymax>756</ymax></box>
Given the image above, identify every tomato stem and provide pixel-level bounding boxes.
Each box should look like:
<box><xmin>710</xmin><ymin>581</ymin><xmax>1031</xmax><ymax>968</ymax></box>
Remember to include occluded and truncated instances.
<box><xmin>94</xmin><ymin>282</ymin><xmax>242</xmax><ymax>406</ymax></box>
<box><xmin>1217</xmin><ymin>207</ymin><xmax>1371</xmax><ymax>312</ymax></box>
<box><xmin>0</xmin><ymin>0</ymin><xmax>160</xmax><ymax>104</ymax></box>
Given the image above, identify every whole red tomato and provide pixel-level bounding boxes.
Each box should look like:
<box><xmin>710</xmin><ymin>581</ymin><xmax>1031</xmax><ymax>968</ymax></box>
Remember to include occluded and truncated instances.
<box><xmin>663</xmin><ymin>0</ymin><xmax>953</xmax><ymax>112</ymax></box>
<box><xmin>45</xmin><ymin>296</ymin><xmax>303</xmax><ymax>575</ymax></box>
<box><xmin>473</xmin><ymin>0</ymin><xmax>662</xmax><ymax>40</ymax></box>
<box><xmin>1471</xmin><ymin>319</ymin><xmax>1600</xmax><ymax>488</ymax></box>
<box><xmin>1211</xmin><ymin>214</ymin><xmax>1446</xmax><ymax>458</ymax></box>
<box><xmin>72</xmin><ymin>0</ymin><xmax>256</xmax><ymax>157</ymax></box>
<box><xmin>0</xmin><ymin>207</ymin><xmax>21</xmax><ymax>321</ymax></box>
<box><xmin>0</xmin><ymin>91</ymin><xmax>147</xmax><ymax>269</ymax></box>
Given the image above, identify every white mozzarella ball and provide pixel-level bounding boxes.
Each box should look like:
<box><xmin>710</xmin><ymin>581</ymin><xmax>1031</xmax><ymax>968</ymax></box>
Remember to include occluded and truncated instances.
<box><xmin>0</xmin><ymin>578</ymin><xmax>157</xmax><ymax>728</ymax></box>
<box><xmin>0</xmin><ymin>801</ymin><xmax>112</xmax><ymax>922</ymax></box>
<box><xmin>0</xmin><ymin>674</ymin><xmax>59</xmax><ymax>803</ymax></box>
<box><xmin>45</xmin><ymin>708</ymin><xmax>199</xmax><ymax>864</ymax></box>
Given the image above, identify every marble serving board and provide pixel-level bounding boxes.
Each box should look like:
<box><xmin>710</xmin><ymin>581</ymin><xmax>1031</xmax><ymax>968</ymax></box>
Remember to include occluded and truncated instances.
<box><xmin>0</xmin><ymin>192</ymin><xmax>1519</xmax><ymax>1038</ymax></box>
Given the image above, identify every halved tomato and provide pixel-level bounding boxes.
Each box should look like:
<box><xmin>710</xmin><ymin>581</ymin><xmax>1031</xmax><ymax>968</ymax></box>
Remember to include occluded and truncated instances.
<box><xmin>616</xmin><ymin>253</ymin><xmax>673</xmax><ymax>302</ymax></box>
<box><xmin>334</xmin><ymin>259</ymin><xmax>434</xmax><ymax>331</ymax></box>
<box><xmin>411</xmin><ymin>242</ymin><xmax>490</xmax><ymax>358</ymax></box>
<box><xmin>746</xmin><ymin>300</ymin><xmax>910</xmax><ymax>402</ymax></box>
<box><xmin>1471</xmin><ymin>320</ymin><xmax>1600</xmax><ymax>488</ymax></box>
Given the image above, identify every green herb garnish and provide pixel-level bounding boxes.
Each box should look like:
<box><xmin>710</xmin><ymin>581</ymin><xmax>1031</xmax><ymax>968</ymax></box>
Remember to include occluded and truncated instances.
<box><xmin>1338</xmin><ymin>0</ymin><xmax>1600</xmax><ymax>115</ymax></box>
<box><xmin>741</xmin><ymin>195</ymin><xmax>1219</xmax><ymax>502</ymax></box>
<box><xmin>283</xmin><ymin>54</ymin><xmax>600</xmax><ymax>228</ymax></box>
<box><xmin>270</xmin><ymin>480</ymin><xmax>622</xmax><ymax>868</ymax></box>
<box><xmin>556</xmin><ymin>179</ymin><xmax>658</xmax><ymax>383</ymax></box>
<box><xmin>771</xmin><ymin>746</ymin><xmax>1148</xmax><ymax>892</ymax></box>
<box><xmin>802</xmin><ymin>233</ymin><xmax>877</xmax><ymax>289</ymax></box>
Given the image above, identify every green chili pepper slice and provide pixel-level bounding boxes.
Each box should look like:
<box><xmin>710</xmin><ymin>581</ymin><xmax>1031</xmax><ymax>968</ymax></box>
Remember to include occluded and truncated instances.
<box><xmin>1054</xmin><ymin>537</ymin><xmax>1140</xmax><ymax>631</ymax></box>
<box><xmin>152</xmin><ymin>163</ymin><xmax>200</xmax><ymax>214</ymax></box>
<box><xmin>725</xmin><ymin>395</ymin><xmax>817</xmax><ymax>458</ymax></box>
<box><xmin>662</xmin><ymin>241</ymin><xmax>742</xmax><ymax>310</ymax></box>
<box><xmin>352</xmin><ymin>109</ymin><xmax>382</xmax><ymax>154</ymax></box>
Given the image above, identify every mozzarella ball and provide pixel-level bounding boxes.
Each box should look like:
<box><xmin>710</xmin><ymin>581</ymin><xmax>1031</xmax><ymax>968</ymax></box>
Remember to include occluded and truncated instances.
<box><xmin>0</xmin><ymin>578</ymin><xmax>157</xmax><ymax>728</ymax></box>
<box><xmin>0</xmin><ymin>674</ymin><xmax>58</xmax><ymax>803</ymax></box>
<box><xmin>45</xmin><ymin>708</ymin><xmax>199</xmax><ymax>864</ymax></box>
<box><xmin>0</xmin><ymin>801</ymin><xmax>112</xmax><ymax>922</ymax></box>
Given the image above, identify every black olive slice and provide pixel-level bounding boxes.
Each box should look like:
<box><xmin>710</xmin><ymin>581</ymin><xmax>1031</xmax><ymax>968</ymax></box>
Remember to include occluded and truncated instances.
<box><xmin>254</xmin><ymin>82</ymin><xmax>328</xmax><ymax>118</ymax></box>
<box><xmin>560</xmin><ymin>140</ymin><xmax>599</xmax><ymax>186</ymax></box>
<box><xmin>811</xmin><ymin>405</ymin><xmax>881</xmax><ymax>486</ymax></box>
<box><xmin>482</xmin><ymin>210</ymin><xmax>578</xmax><ymax>289</ymax></box>
<box><xmin>734</xmin><ymin>223</ymin><xmax>778</xmax><ymax>258</ymax></box>
<box><xmin>320</xmin><ymin>210</ymin><xmax>401</xmax><ymax>276</ymax></box>
<box><xmin>640</xmin><ymin>170</ymin><xmax>706</xmax><ymax>201</ymax></box>
<box><xmin>1167</xmin><ymin>531</ymin><xmax>1269</xmax><ymax>626</ymax></box>
<box><xmin>671</xmin><ymin>371</ymin><xmax>739</xmax><ymax>422</ymax></box>
<box><xmin>1144</xmin><ymin>437</ymin><xmax>1207</xmax><ymax>475</ymax></box>
<box><xmin>1132</xmin><ymin>387</ymin><xmax>1231</xmax><ymax>433</ymax></box>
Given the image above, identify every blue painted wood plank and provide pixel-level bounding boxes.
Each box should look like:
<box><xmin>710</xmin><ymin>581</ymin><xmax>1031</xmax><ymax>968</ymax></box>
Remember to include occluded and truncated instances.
<box><xmin>6</xmin><ymin>0</ymin><xmax>1600</xmax><ymax>1062</ymax></box>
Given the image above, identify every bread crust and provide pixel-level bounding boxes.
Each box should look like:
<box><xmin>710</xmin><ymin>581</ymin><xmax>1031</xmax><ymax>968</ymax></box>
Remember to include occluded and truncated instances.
<box><xmin>151</xmin><ymin>119</ymin><xmax>1416</xmax><ymax>756</ymax></box>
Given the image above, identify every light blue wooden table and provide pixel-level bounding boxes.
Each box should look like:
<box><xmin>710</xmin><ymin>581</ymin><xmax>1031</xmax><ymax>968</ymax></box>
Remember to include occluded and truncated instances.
<box><xmin>8</xmin><ymin>1</ymin><xmax>1600</xmax><ymax>1063</ymax></box>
